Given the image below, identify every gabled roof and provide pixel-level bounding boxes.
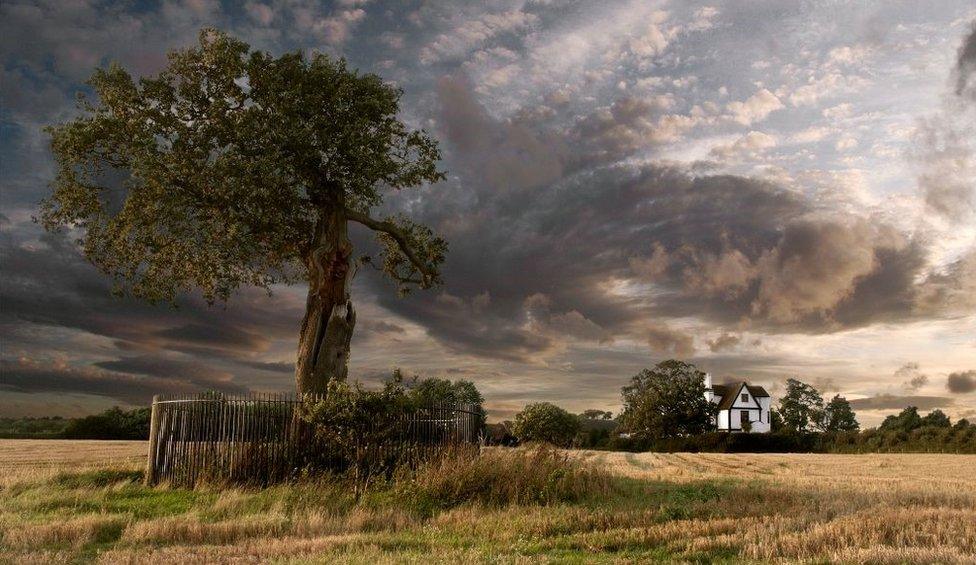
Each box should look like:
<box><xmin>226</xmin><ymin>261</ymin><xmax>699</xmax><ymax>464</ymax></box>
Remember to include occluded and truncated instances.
<box><xmin>711</xmin><ymin>382</ymin><xmax>769</xmax><ymax>410</ymax></box>
<box><xmin>746</xmin><ymin>385</ymin><xmax>770</xmax><ymax>398</ymax></box>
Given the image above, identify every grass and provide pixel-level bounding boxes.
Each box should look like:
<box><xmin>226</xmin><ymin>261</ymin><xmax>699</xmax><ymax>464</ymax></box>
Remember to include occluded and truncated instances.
<box><xmin>1</xmin><ymin>440</ymin><xmax>975</xmax><ymax>563</ymax></box>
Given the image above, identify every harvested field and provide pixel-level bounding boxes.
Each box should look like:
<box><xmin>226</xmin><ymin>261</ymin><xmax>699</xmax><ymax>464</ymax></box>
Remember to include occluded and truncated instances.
<box><xmin>1</xmin><ymin>440</ymin><xmax>974</xmax><ymax>563</ymax></box>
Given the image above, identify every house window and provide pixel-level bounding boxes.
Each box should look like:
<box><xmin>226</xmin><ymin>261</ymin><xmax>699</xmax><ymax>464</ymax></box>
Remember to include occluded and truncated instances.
<box><xmin>741</xmin><ymin>410</ymin><xmax>749</xmax><ymax>423</ymax></box>
<box><xmin>741</xmin><ymin>393</ymin><xmax>748</xmax><ymax>402</ymax></box>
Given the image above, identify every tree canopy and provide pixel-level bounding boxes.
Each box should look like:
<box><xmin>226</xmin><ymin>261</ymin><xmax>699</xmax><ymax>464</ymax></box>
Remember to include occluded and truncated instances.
<box><xmin>821</xmin><ymin>395</ymin><xmax>859</xmax><ymax>432</ymax></box>
<box><xmin>618</xmin><ymin>360</ymin><xmax>714</xmax><ymax>439</ymax></box>
<box><xmin>43</xmin><ymin>29</ymin><xmax>448</xmax><ymax>393</ymax></box>
<box><xmin>43</xmin><ymin>28</ymin><xmax>445</xmax><ymax>304</ymax></box>
<box><xmin>778</xmin><ymin>378</ymin><xmax>826</xmax><ymax>433</ymax></box>
<box><xmin>512</xmin><ymin>402</ymin><xmax>581</xmax><ymax>447</ymax></box>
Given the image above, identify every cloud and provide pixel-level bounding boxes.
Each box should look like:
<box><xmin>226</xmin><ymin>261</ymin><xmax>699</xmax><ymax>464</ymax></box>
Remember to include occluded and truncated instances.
<box><xmin>914</xmin><ymin>23</ymin><xmax>976</xmax><ymax>222</ymax></box>
<box><xmin>848</xmin><ymin>395</ymin><xmax>954</xmax><ymax>411</ymax></box>
<box><xmin>709</xmin><ymin>131</ymin><xmax>776</xmax><ymax>161</ymax></box>
<box><xmin>421</xmin><ymin>8</ymin><xmax>537</xmax><ymax>64</ymax></box>
<box><xmin>946</xmin><ymin>370</ymin><xmax>976</xmax><ymax>393</ymax></box>
<box><xmin>894</xmin><ymin>362</ymin><xmax>928</xmax><ymax>392</ymax></box>
<box><xmin>954</xmin><ymin>22</ymin><xmax>976</xmax><ymax>97</ymax></box>
<box><xmin>707</xmin><ymin>332</ymin><xmax>741</xmax><ymax>352</ymax></box>
<box><xmin>646</xmin><ymin>324</ymin><xmax>695</xmax><ymax>358</ymax></box>
<box><xmin>726</xmin><ymin>89</ymin><xmax>783</xmax><ymax>125</ymax></box>
<box><xmin>1</xmin><ymin>357</ymin><xmax>248</xmax><ymax>405</ymax></box>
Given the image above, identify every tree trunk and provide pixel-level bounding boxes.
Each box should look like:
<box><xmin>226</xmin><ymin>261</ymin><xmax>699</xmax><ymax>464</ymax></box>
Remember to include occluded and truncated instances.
<box><xmin>295</xmin><ymin>204</ymin><xmax>356</xmax><ymax>396</ymax></box>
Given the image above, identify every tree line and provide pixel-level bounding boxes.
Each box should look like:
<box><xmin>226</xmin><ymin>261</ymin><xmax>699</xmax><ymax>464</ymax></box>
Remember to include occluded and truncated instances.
<box><xmin>491</xmin><ymin>360</ymin><xmax>975</xmax><ymax>454</ymax></box>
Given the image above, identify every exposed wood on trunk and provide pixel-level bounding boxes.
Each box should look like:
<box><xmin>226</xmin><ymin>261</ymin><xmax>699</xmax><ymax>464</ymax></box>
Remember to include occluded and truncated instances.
<box><xmin>295</xmin><ymin>202</ymin><xmax>355</xmax><ymax>395</ymax></box>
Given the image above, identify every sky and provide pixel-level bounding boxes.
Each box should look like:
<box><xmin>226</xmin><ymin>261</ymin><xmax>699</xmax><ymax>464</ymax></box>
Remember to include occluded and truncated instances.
<box><xmin>1</xmin><ymin>0</ymin><xmax>975</xmax><ymax>426</ymax></box>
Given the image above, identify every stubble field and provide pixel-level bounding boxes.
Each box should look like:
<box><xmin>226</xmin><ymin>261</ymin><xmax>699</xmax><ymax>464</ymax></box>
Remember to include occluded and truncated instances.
<box><xmin>1</xmin><ymin>439</ymin><xmax>974</xmax><ymax>563</ymax></box>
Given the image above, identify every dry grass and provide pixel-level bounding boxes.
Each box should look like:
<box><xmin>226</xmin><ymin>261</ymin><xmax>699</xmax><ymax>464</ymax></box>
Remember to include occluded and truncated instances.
<box><xmin>1</xmin><ymin>441</ymin><xmax>975</xmax><ymax>563</ymax></box>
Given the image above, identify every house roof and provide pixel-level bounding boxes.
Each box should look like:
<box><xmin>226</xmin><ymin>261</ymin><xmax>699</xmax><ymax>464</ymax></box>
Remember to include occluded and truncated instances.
<box><xmin>710</xmin><ymin>382</ymin><xmax>770</xmax><ymax>411</ymax></box>
<box><xmin>746</xmin><ymin>385</ymin><xmax>770</xmax><ymax>398</ymax></box>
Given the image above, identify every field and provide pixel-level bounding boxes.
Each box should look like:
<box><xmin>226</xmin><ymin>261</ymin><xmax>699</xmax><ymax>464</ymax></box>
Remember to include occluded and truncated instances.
<box><xmin>1</xmin><ymin>440</ymin><xmax>975</xmax><ymax>563</ymax></box>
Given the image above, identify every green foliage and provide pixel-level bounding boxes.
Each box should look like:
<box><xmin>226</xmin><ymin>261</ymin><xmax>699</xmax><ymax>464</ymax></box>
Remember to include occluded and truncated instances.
<box><xmin>778</xmin><ymin>378</ymin><xmax>826</xmax><ymax>433</ymax></box>
<box><xmin>402</xmin><ymin>372</ymin><xmax>484</xmax><ymax>405</ymax></box>
<box><xmin>619</xmin><ymin>360</ymin><xmax>714</xmax><ymax>440</ymax></box>
<box><xmin>0</xmin><ymin>417</ymin><xmax>69</xmax><ymax>439</ymax></box>
<box><xmin>512</xmin><ymin>402</ymin><xmax>582</xmax><ymax>447</ymax></box>
<box><xmin>576</xmin><ymin>410</ymin><xmax>618</xmax><ymax>449</ymax></box>
<box><xmin>921</xmin><ymin>409</ymin><xmax>951</xmax><ymax>428</ymax></box>
<box><xmin>299</xmin><ymin>376</ymin><xmax>417</xmax><ymax>493</ymax></box>
<box><xmin>581</xmin><ymin>409</ymin><xmax>613</xmax><ymax>420</ymax></box>
<box><xmin>879</xmin><ymin>406</ymin><xmax>923</xmax><ymax>432</ymax></box>
<box><xmin>740</xmin><ymin>417</ymin><xmax>753</xmax><ymax>433</ymax></box>
<box><xmin>42</xmin><ymin>28</ymin><xmax>445</xmax><ymax>304</ymax></box>
<box><xmin>822</xmin><ymin>395</ymin><xmax>859</xmax><ymax>432</ymax></box>
<box><xmin>609</xmin><ymin>412</ymin><xmax>976</xmax><ymax>454</ymax></box>
<box><xmin>61</xmin><ymin>407</ymin><xmax>150</xmax><ymax>440</ymax></box>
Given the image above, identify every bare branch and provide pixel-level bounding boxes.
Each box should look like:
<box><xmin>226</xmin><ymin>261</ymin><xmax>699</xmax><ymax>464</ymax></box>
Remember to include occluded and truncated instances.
<box><xmin>345</xmin><ymin>209</ymin><xmax>438</xmax><ymax>285</ymax></box>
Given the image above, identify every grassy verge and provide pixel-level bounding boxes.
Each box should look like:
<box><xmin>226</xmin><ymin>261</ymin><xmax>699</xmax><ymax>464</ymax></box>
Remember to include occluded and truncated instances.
<box><xmin>2</xmin><ymin>448</ymin><xmax>975</xmax><ymax>563</ymax></box>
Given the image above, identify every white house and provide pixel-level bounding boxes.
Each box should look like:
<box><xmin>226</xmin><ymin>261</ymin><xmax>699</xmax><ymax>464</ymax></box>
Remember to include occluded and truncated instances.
<box><xmin>704</xmin><ymin>374</ymin><xmax>771</xmax><ymax>433</ymax></box>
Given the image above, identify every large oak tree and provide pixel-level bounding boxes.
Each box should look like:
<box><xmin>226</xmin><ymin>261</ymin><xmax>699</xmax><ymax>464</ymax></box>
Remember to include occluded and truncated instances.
<box><xmin>42</xmin><ymin>29</ymin><xmax>446</xmax><ymax>395</ymax></box>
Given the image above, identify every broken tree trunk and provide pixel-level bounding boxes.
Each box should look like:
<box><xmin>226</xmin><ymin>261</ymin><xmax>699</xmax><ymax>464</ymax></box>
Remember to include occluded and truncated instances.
<box><xmin>295</xmin><ymin>204</ymin><xmax>356</xmax><ymax>396</ymax></box>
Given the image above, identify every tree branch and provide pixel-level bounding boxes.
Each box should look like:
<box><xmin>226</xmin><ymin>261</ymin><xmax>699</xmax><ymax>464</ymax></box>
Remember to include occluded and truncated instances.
<box><xmin>344</xmin><ymin>209</ymin><xmax>436</xmax><ymax>285</ymax></box>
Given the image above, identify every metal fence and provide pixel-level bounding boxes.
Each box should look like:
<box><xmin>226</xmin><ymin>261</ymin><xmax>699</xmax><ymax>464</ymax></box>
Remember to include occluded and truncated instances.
<box><xmin>145</xmin><ymin>393</ymin><xmax>483</xmax><ymax>486</ymax></box>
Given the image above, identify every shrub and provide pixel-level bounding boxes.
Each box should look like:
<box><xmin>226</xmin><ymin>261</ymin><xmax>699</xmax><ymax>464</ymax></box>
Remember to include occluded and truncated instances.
<box><xmin>394</xmin><ymin>445</ymin><xmax>614</xmax><ymax>511</ymax></box>
<box><xmin>299</xmin><ymin>377</ymin><xmax>417</xmax><ymax>494</ymax></box>
<box><xmin>512</xmin><ymin>402</ymin><xmax>581</xmax><ymax>447</ymax></box>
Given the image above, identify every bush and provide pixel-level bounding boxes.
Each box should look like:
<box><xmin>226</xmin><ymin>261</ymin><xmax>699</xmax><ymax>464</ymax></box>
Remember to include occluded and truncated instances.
<box><xmin>299</xmin><ymin>378</ymin><xmax>417</xmax><ymax>494</ymax></box>
<box><xmin>394</xmin><ymin>445</ymin><xmax>614</xmax><ymax>511</ymax></box>
<box><xmin>512</xmin><ymin>402</ymin><xmax>581</xmax><ymax>447</ymax></box>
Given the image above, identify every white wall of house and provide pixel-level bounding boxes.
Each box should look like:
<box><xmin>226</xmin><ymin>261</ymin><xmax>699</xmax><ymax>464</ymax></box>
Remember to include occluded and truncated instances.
<box><xmin>709</xmin><ymin>382</ymin><xmax>772</xmax><ymax>433</ymax></box>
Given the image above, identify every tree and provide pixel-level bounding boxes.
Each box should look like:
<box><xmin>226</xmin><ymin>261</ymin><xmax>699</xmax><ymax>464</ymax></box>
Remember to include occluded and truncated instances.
<box><xmin>778</xmin><ymin>378</ymin><xmax>825</xmax><ymax>433</ymax></box>
<box><xmin>512</xmin><ymin>402</ymin><xmax>581</xmax><ymax>447</ymax></box>
<box><xmin>821</xmin><ymin>395</ymin><xmax>859</xmax><ymax>432</ymax></box>
<box><xmin>769</xmin><ymin>408</ymin><xmax>784</xmax><ymax>432</ymax></box>
<box><xmin>618</xmin><ymin>360</ymin><xmax>714</xmax><ymax>440</ymax></box>
<box><xmin>403</xmin><ymin>373</ymin><xmax>484</xmax><ymax>405</ymax></box>
<box><xmin>880</xmin><ymin>406</ymin><xmax>922</xmax><ymax>433</ymax></box>
<box><xmin>920</xmin><ymin>409</ymin><xmax>951</xmax><ymax>428</ymax></box>
<box><xmin>581</xmin><ymin>409</ymin><xmax>613</xmax><ymax>420</ymax></box>
<box><xmin>42</xmin><ymin>29</ymin><xmax>446</xmax><ymax>395</ymax></box>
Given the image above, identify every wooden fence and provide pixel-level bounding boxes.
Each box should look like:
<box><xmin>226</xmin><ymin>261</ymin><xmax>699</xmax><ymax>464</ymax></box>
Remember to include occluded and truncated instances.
<box><xmin>145</xmin><ymin>393</ymin><xmax>483</xmax><ymax>487</ymax></box>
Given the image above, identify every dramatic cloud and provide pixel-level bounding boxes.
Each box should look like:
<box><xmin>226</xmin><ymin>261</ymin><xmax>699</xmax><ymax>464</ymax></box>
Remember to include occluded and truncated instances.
<box><xmin>707</xmin><ymin>333</ymin><xmax>741</xmax><ymax>353</ymax></box>
<box><xmin>2</xmin><ymin>2</ymin><xmax>974</xmax><ymax>421</ymax></box>
<box><xmin>848</xmin><ymin>395</ymin><xmax>954</xmax><ymax>411</ymax></box>
<box><xmin>646</xmin><ymin>325</ymin><xmax>695</xmax><ymax>358</ymax></box>
<box><xmin>947</xmin><ymin>370</ymin><xmax>976</xmax><ymax>393</ymax></box>
<box><xmin>1</xmin><ymin>357</ymin><xmax>248</xmax><ymax>405</ymax></box>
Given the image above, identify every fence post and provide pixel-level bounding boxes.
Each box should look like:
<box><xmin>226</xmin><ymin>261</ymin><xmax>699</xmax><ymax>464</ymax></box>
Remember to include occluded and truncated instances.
<box><xmin>145</xmin><ymin>395</ymin><xmax>161</xmax><ymax>485</ymax></box>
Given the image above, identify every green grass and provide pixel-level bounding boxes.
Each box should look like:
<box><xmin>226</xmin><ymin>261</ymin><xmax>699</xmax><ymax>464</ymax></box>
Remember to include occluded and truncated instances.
<box><xmin>4</xmin><ymin>449</ymin><xmax>974</xmax><ymax>563</ymax></box>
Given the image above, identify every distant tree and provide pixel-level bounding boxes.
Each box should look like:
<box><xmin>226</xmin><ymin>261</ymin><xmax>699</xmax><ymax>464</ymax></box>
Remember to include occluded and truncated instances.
<box><xmin>62</xmin><ymin>407</ymin><xmax>151</xmax><ymax>440</ymax></box>
<box><xmin>880</xmin><ymin>406</ymin><xmax>923</xmax><ymax>433</ymax></box>
<box><xmin>821</xmin><ymin>395</ymin><xmax>859</xmax><ymax>432</ymax></box>
<box><xmin>42</xmin><ymin>29</ymin><xmax>446</xmax><ymax>396</ymax></box>
<box><xmin>920</xmin><ymin>409</ymin><xmax>951</xmax><ymax>428</ymax></box>
<box><xmin>769</xmin><ymin>408</ymin><xmax>785</xmax><ymax>432</ymax></box>
<box><xmin>512</xmin><ymin>402</ymin><xmax>581</xmax><ymax>447</ymax></box>
<box><xmin>778</xmin><ymin>379</ymin><xmax>825</xmax><ymax>433</ymax></box>
<box><xmin>581</xmin><ymin>409</ymin><xmax>613</xmax><ymax>420</ymax></box>
<box><xmin>403</xmin><ymin>372</ymin><xmax>484</xmax><ymax>405</ymax></box>
<box><xmin>618</xmin><ymin>360</ymin><xmax>714</xmax><ymax>440</ymax></box>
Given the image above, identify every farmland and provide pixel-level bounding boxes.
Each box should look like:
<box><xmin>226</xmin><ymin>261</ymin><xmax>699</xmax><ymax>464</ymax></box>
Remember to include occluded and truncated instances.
<box><xmin>1</xmin><ymin>439</ymin><xmax>975</xmax><ymax>563</ymax></box>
